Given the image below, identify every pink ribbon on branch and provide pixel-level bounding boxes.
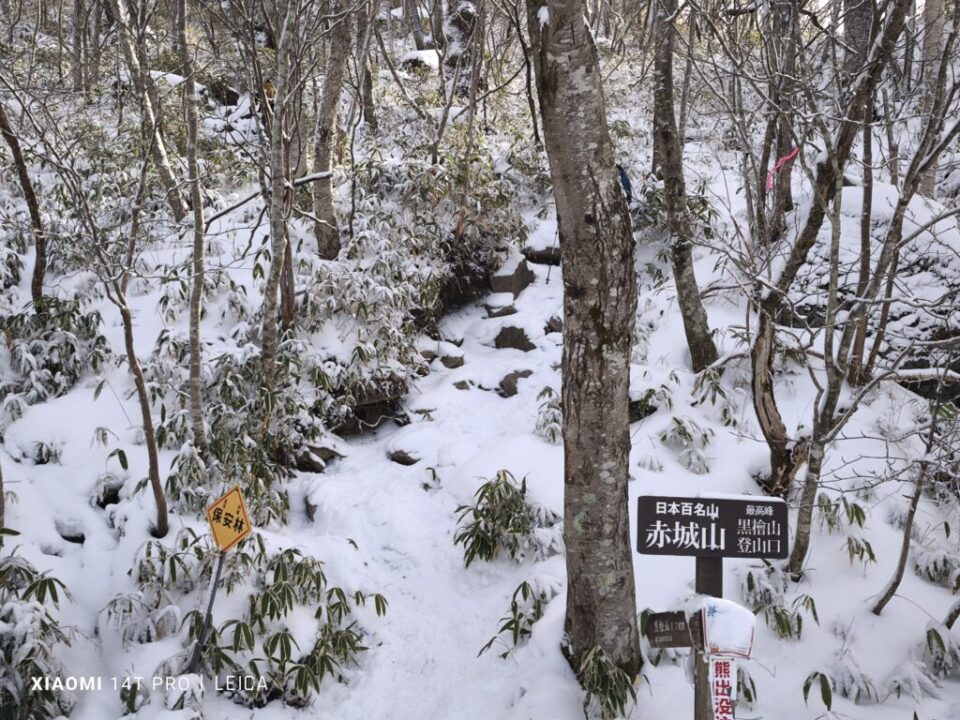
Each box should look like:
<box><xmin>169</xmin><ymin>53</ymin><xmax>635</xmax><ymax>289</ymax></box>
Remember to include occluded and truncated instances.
<box><xmin>765</xmin><ymin>147</ymin><xmax>800</xmax><ymax>191</ymax></box>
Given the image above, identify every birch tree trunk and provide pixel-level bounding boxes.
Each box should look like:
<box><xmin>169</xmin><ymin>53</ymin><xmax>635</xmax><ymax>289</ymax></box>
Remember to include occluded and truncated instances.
<box><xmin>313</xmin><ymin>0</ymin><xmax>352</xmax><ymax>259</ymax></box>
<box><xmin>527</xmin><ymin>0</ymin><xmax>640</xmax><ymax>677</ymax></box>
<box><xmin>652</xmin><ymin>0</ymin><xmax>717</xmax><ymax>372</ymax></box>
<box><xmin>179</xmin><ymin>0</ymin><xmax>207</xmax><ymax>448</ymax></box>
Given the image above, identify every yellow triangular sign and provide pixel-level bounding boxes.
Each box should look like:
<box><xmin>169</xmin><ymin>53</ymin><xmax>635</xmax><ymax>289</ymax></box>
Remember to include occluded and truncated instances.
<box><xmin>205</xmin><ymin>486</ymin><xmax>253</xmax><ymax>552</ymax></box>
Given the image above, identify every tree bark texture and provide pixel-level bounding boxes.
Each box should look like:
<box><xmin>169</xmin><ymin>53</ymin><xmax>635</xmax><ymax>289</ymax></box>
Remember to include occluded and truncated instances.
<box><xmin>313</xmin><ymin>0</ymin><xmax>352</xmax><ymax>259</ymax></box>
<box><xmin>919</xmin><ymin>0</ymin><xmax>944</xmax><ymax>197</ymax></box>
<box><xmin>527</xmin><ymin>0</ymin><xmax>641</xmax><ymax>677</ymax></box>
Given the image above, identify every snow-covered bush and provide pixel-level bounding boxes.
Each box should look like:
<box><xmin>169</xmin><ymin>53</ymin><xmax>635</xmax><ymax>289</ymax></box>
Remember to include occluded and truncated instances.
<box><xmin>659</xmin><ymin>415</ymin><xmax>713</xmax><ymax>451</ymax></box>
<box><xmin>154</xmin><ymin>332</ymin><xmax>345</xmax><ymax>525</ymax></box>
<box><xmin>816</xmin><ymin>493</ymin><xmax>868</xmax><ymax>534</ymax></box>
<box><xmin>479</xmin><ymin>576</ymin><xmax>560</xmax><ymax>658</ymax></box>
<box><xmin>632</xmin><ymin>172</ymin><xmax>719</xmax><ymax>242</ymax></box>
<box><xmin>0</xmin><ymin>298</ymin><xmax>109</xmax><ymax>427</ymax></box>
<box><xmin>578</xmin><ymin>645</ymin><xmax>637</xmax><ymax>719</ymax></box>
<box><xmin>454</xmin><ymin>470</ymin><xmax>562</xmax><ymax>567</ymax></box>
<box><xmin>830</xmin><ymin>650</ymin><xmax>879</xmax><ymax>704</ymax></box>
<box><xmin>924</xmin><ymin>622</ymin><xmax>960</xmax><ymax>677</ymax></box>
<box><xmin>679</xmin><ymin>448</ymin><xmax>710</xmax><ymax>474</ymax></box>
<box><xmin>106</xmin><ymin>529</ymin><xmax>386</xmax><ymax>709</ymax></box>
<box><xmin>692</xmin><ymin>368</ymin><xmax>743</xmax><ymax>428</ymax></box>
<box><xmin>534</xmin><ymin>386</ymin><xmax>562</xmax><ymax>444</ymax></box>
<box><xmin>0</xmin><ymin>529</ymin><xmax>74</xmax><ymax>720</ymax></box>
<box><xmin>631</xmin><ymin>370</ymin><xmax>678</xmax><ymax>422</ymax></box>
<box><xmin>884</xmin><ymin>659</ymin><xmax>941</xmax><ymax>702</ymax></box>
<box><xmin>348</xmin><ymin>120</ymin><xmax>527</xmax><ymax>326</ymax></box>
<box><xmin>740</xmin><ymin>566</ymin><xmax>819</xmax><ymax>640</ymax></box>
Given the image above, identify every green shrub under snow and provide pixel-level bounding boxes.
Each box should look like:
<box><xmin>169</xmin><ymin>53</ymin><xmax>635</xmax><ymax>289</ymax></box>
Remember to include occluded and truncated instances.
<box><xmin>454</xmin><ymin>470</ymin><xmax>562</xmax><ymax>567</ymax></box>
<box><xmin>0</xmin><ymin>527</ymin><xmax>74</xmax><ymax>720</ymax></box>
<box><xmin>104</xmin><ymin>529</ymin><xmax>386</xmax><ymax>710</ymax></box>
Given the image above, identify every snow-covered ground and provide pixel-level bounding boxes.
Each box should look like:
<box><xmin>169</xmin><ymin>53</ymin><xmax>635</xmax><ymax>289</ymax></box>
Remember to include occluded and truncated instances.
<box><xmin>4</xmin><ymin>46</ymin><xmax>960</xmax><ymax>720</ymax></box>
<box><xmin>6</xmin><ymin>195</ymin><xmax>960</xmax><ymax>718</ymax></box>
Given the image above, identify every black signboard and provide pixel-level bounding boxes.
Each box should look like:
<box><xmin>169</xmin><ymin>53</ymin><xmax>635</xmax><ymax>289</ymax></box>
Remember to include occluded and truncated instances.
<box><xmin>646</xmin><ymin>611</ymin><xmax>691</xmax><ymax>648</ymax></box>
<box><xmin>636</xmin><ymin>495</ymin><xmax>788</xmax><ymax>559</ymax></box>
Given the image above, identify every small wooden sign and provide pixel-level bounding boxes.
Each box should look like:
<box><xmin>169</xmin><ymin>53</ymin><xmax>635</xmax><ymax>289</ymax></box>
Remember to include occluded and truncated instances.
<box><xmin>205</xmin><ymin>486</ymin><xmax>253</xmax><ymax>552</ymax></box>
<box><xmin>637</xmin><ymin>495</ymin><xmax>789</xmax><ymax>559</ymax></box>
<box><xmin>646</xmin><ymin>611</ymin><xmax>692</xmax><ymax>648</ymax></box>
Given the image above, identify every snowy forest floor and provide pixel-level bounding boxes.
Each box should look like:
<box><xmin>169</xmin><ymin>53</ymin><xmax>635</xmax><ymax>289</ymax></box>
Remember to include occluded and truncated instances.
<box><xmin>5</xmin><ymin>53</ymin><xmax>960</xmax><ymax>720</ymax></box>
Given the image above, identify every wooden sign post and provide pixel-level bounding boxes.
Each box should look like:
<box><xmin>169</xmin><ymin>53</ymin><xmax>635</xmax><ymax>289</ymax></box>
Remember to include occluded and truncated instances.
<box><xmin>187</xmin><ymin>486</ymin><xmax>253</xmax><ymax>675</ymax></box>
<box><xmin>637</xmin><ymin>495</ymin><xmax>788</xmax><ymax>720</ymax></box>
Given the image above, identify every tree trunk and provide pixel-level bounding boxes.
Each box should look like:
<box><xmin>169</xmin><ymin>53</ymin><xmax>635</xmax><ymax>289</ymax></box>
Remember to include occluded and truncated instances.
<box><xmin>179</xmin><ymin>0</ymin><xmax>207</xmax><ymax>448</ymax></box>
<box><xmin>445</xmin><ymin>0</ymin><xmax>478</xmax><ymax>96</ymax></box>
<box><xmin>872</xmin><ymin>468</ymin><xmax>923</xmax><ymax>614</ymax></box>
<box><xmin>280</xmin><ymin>234</ymin><xmax>295</xmax><ymax>330</ymax></box>
<box><xmin>105</xmin><ymin>0</ymin><xmax>188</xmax><ymax>221</ymax></box>
<box><xmin>121</xmin><ymin>301</ymin><xmax>169</xmax><ymax>537</ymax></box>
<box><xmin>919</xmin><ymin>0</ymin><xmax>944</xmax><ymax>197</ymax></box>
<box><xmin>875</xmin><ymin>372</ymin><xmax>948</xmax><ymax>614</ymax></box>
<box><xmin>405</xmin><ymin>0</ymin><xmax>426</xmax><ymax>50</ymax></box>
<box><xmin>768</xmin><ymin>0</ymin><xmax>798</xmax><ymax>229</ymax></box>
<box><xmin>358</xmin><ymin>3</ymin><xmax>378</xmax><ymax>133</ymax></box>
<box><xmin>527</xmin><ymin>0</ymin><xmax>641</xmax><ymax>678</ymax></box>
<box><xmin>262</xmin><ymin>1</ymin><xmax>295</xmax><ymax>386</ymax></box>
<box><xmin>72</xmin><ymin>0</ymin><xmax>84</xmax><ymax>91</ymax></box>
<box><xmin>847</xmin><ymin>103</ymin><xmax>874</xmax><ymax>386</ymax></box>
<box><xmin>844</xmin><ymin>0</ymin><xmax>876</xmax><ymax>385</ymax></box>
<box><xmin>652</xmin><ymin>0</ymin><xmax>717</xmax><ymax>372</ymax></box>
<box><xmin>786</xmin><ymin>437</ymin><xmax>823</xmax><ymax>576</ymax></box>
<box><xmin>313</xmin><ymin>0</ymin><xmax>351</xmax><ymax>259</ymax></box>
<box><xmin>0</xmin><ymin>103</ymin><xmax>47</xmax><ymax>309</ymax></box>
<box><xmin>430</xmin><ymin>0</ymin><xmax>444</xmax><ymax>49</ymax></box>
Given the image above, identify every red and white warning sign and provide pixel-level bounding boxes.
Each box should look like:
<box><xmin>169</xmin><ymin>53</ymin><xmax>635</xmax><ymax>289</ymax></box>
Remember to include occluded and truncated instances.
<box><xmin>709</xmin><ymin>656</ymin><xmax>737</xmax><ymax>720</ymax></box>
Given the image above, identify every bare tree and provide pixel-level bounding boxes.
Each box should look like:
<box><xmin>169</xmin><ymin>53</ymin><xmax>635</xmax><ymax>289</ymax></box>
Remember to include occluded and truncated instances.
<box><xmin>749</xmin><ymin>0</ymin><xmax>914</xmax><ymax>497</ymax></box>
<box><xmin>527</xmin><ymin>0</ymin><xmax>641</xmax><ymax>678</ymax></box>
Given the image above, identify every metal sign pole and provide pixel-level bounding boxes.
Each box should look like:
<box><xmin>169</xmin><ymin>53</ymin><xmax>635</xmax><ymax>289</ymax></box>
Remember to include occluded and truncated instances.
<box><xmin>187</xmin><ymin>551</ymin><xmax>226</xmax><ymax>675</ymax></box>
<box><xmin>695</xmin><ymin>557</ymin><xmax>723</xmax><ymax>720</ymax></box>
